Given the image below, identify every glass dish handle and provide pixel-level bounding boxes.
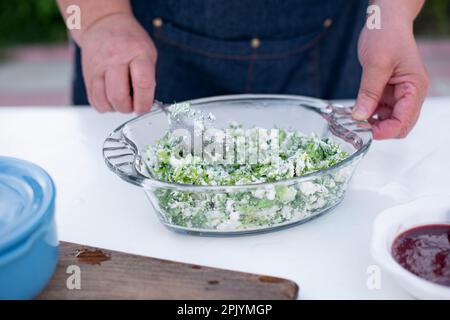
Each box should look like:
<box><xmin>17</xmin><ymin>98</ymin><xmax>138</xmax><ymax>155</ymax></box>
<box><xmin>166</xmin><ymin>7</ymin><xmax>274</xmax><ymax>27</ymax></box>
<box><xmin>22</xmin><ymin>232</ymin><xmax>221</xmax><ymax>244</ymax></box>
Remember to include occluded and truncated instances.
<box><xmin>327</xmin><ymin>104</ymin><xmax>372</xmax><ymax>148</ymax></box>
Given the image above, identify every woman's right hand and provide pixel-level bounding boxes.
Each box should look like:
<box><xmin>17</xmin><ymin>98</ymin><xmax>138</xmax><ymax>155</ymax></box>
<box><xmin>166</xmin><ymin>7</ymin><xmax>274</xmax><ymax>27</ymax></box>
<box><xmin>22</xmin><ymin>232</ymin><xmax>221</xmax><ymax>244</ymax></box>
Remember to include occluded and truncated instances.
<box><xmin>79</xmin><ymin>13</ymin><xmax>157</xmax><ymax>114</ymax></box>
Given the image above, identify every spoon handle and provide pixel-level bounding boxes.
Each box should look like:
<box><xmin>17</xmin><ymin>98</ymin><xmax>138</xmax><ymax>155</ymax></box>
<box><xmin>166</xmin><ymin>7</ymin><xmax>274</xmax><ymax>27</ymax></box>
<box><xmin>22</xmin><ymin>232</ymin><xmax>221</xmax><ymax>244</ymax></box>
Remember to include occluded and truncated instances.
<box><xmin>153</xmin><ymin>100</ymin><xmax>170</xmax><ymax>115</ymax></box>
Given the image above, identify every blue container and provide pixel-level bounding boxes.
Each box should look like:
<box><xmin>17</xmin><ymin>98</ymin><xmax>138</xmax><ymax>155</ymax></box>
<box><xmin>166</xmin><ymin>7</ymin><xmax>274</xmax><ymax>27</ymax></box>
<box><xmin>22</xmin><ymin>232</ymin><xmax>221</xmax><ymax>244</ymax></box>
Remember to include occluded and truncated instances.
<box><xmin>0</xmin><ymin>157</ymin><xmax>58</xmax><ymax>299</ymax></box>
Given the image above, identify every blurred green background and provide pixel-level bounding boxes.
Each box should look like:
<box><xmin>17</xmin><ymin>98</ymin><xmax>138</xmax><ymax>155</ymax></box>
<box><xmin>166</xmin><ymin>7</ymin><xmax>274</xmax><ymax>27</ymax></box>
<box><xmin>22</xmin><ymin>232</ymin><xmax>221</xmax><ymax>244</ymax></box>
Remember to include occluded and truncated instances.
<box><xmin>0</xmin><ymin>0</ymin><xmax>449</xmax><ymax>46</ymax></box>
<box><xmin>0</xmin><ymin>1</ymin><xmax>67</xmax><ymax>46</ymax></box>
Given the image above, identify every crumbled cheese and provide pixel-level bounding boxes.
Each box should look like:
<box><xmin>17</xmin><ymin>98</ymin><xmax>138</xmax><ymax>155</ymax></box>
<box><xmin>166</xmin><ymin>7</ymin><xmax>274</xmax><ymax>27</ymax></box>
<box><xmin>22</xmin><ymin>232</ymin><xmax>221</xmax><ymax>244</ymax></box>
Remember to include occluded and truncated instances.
<box><xmin>145</xmin><ymin>123</ymin><xmax>350</xmax><ymax>231</ymax></box>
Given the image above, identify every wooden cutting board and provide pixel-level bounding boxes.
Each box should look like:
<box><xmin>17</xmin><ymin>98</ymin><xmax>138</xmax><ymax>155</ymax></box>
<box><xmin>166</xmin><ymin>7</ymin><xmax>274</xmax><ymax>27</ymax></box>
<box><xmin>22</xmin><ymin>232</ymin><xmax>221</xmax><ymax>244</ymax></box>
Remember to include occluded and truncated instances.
<box><xmin>37</xmin><ymin>242</ymin><xmax>299</xmax><ymax>300</ymax></box>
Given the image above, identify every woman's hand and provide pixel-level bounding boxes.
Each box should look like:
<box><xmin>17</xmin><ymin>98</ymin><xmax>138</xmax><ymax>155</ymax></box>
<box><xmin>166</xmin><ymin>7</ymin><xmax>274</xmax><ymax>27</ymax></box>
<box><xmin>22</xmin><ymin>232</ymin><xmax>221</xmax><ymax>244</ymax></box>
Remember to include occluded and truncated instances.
<box><xmin>353</xmin><ymin>1</ymin><xmax>428</xmax><ymax>139</ymax></box>
<box><xmin>79</xmin><ymin>13</ymin><xmax>157</xmax><ymax>113</ymax></box>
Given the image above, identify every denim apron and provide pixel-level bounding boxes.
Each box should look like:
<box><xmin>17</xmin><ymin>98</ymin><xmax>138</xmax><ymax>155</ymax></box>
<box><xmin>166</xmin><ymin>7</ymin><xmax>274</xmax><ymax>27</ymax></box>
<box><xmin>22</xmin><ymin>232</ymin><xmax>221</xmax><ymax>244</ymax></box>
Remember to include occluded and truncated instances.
<box><xmin>72</xmin><ymin>0</ymin><xmax>368</xmax><ymax>105</ymax></box>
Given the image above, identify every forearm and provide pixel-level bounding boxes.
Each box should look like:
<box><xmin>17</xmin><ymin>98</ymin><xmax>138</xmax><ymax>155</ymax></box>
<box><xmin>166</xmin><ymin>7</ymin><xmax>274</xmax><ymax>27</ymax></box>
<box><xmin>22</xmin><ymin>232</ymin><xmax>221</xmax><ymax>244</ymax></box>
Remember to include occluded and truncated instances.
<box><xmin>56</xmin><ymin>0</ymin><xmax>133</xmax><ymax>45</ymax></box>
<box><xmin>370</xmin><ymin>0</ymin><xmax>425</xmax><ymax>23</ymax></box>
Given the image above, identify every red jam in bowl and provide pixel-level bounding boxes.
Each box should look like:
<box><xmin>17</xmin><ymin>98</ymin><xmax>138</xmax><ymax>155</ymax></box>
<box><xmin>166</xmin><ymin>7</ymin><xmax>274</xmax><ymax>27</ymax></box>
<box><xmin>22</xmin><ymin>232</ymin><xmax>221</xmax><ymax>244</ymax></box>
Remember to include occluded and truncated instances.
<box><xmin>392</xmin><ymin>224</ymin><xmax>450</xmax><ymax>287</ymax></box>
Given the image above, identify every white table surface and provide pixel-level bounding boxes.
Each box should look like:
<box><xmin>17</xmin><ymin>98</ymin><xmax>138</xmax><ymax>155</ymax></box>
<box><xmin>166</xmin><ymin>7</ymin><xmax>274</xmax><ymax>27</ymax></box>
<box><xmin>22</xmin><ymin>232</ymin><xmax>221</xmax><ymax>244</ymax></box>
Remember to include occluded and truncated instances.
<box><xmin>1</xmin><ymin>97</ymin><xmax>450</xmax><ymax>299</ymax></box>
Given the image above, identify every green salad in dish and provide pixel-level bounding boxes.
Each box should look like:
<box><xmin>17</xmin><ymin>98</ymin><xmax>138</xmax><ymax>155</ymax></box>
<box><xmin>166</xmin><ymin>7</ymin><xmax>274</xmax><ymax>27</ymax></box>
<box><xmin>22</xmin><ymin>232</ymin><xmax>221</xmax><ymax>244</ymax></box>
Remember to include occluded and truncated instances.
<box><xmin>144</xmin><ymin>121</ymin><xmax>352</xmax><ymax>231</ymax></box>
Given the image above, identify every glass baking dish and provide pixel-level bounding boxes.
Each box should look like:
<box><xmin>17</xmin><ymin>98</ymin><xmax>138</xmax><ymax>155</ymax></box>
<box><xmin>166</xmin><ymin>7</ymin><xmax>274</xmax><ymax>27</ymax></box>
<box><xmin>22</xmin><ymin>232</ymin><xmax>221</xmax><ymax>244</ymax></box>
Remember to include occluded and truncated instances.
<box><xmin>103</xmin><ymin>94</ymin><xmax>372</xmax><ymax>235</ymax></box>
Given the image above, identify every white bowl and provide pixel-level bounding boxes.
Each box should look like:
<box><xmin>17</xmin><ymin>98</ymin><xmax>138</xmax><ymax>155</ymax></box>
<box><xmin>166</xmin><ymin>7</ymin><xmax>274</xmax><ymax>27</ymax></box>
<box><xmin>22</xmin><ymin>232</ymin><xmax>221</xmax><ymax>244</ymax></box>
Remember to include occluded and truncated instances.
<box><xmin>371</xmin><ymin>195</ymin><xmax>450</xmax><ymax>300</ymax></box>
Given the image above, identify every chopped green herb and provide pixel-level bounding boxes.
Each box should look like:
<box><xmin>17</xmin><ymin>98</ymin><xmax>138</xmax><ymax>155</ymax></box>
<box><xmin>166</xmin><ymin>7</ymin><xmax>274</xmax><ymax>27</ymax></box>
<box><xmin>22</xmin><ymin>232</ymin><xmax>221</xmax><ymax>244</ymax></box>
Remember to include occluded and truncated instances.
<box><xmin>144</xmin><ymin>125</ymin><xmax>351</xmax><ymax>231</ymax></box>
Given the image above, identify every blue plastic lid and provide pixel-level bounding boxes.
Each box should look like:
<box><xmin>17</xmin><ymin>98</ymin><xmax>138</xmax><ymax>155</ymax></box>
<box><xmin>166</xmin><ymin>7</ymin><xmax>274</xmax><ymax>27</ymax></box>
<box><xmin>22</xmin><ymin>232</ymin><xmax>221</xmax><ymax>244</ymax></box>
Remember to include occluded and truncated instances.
<box><xmin>0</xmin><ymin>157</ymin><xmax>55</xmax><ymax>253</ymax></box>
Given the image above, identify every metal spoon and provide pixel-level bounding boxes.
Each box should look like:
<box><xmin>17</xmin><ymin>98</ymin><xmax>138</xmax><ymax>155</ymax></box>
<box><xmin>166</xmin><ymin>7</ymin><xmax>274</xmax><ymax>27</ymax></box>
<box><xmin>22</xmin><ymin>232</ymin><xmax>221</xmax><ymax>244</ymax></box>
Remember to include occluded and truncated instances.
<box><xmin>154</xmin><ymin>100</ymin><xmax>215</xmax><ymax>132</ymax></box>
<box><xmin>153</xmin><ymin>100</ymin><xmax>216</xmax><ymax>154</ymax></box>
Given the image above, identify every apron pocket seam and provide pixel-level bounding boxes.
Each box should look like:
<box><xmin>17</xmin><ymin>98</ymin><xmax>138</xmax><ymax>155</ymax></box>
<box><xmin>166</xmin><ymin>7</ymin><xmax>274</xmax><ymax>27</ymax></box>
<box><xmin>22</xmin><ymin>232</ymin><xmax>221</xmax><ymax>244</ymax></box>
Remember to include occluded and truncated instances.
<box><xmin>152</xmin><ymin>24</ymin><xmax>328</xmax><ymax>61</ymax></box>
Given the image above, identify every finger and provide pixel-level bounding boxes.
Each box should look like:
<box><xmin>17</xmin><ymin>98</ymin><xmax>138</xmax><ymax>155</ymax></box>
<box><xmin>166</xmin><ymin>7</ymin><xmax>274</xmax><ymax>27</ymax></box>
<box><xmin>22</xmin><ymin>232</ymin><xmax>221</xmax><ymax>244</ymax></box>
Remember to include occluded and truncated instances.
<box><xmin>91</xmin><ymin>75</ymin><xmax>113</xmax><ymax>113</ymax></box>
<box><xmin>81</xmin><ymin>59</ymin><xmax>95</xmax><ymax>108</ymax></box>
<box><xmin>105</xmin><ymin>64</ymin><xmax>133</xmax><ymax>113</ymax></box>
<box><xmin>85</xmin><ymin>81</ymin><xmax>95</xmax><ymax>108</ymax></box>
<box><xmin>371</xmin><ymin>117</ymin><xmax>402</xmax><ymax>140</ymax></box>
<box><xmin>368</xmin><ymin>109</ymin><xmax>392</xmax><ymax>125</ymax></box>
<box><xmin>375</xmin><ymin>104</ymin><xmax>392</xmax><ymax>120</ymax></box>
<box><xmin>83</xmin><ymin>71</ymin><xmax>99</xmax><ymax>110</ymax></box>
<box><xmin>130</xmin><ymin>56</ymin><xmax>156</xmax><ymax>114</ymax></box>
<box><xmin>353</xmin><ymin>64</ymin><xmax>392</xmax><ymax>120</ymax></box>
<box><xmin>371</xmin><ymin>87</ymin><xmax>422</xmax><ymax>140</ymax></box>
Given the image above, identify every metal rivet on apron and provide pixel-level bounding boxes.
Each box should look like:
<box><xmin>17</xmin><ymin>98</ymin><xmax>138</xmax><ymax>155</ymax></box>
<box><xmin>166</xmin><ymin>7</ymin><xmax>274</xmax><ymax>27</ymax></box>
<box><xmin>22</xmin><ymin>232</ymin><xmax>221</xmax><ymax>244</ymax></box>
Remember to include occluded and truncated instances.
<box><xmin>251</xmin><ymin>38</ymin><xmax>261</xmax><ymax>49</ymax></box>
<box><xmin>323</xmin><ymin>18</ymin><xmax>333</xmax><ymax>28</ymax></box>
<box><xmin>152</xmin><ymin>17</ymin><xmax>163</xmax><ymax>28</ymax></box>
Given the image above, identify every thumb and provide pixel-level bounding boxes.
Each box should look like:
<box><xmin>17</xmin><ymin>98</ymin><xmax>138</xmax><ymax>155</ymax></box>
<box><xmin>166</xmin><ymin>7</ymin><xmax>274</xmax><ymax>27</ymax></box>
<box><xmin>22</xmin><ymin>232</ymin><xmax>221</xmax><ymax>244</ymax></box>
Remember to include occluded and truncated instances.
<box><xmin>353</xmin><ymin>64</ymin><xmax>392</xmax><ymax>120</ymax></box>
